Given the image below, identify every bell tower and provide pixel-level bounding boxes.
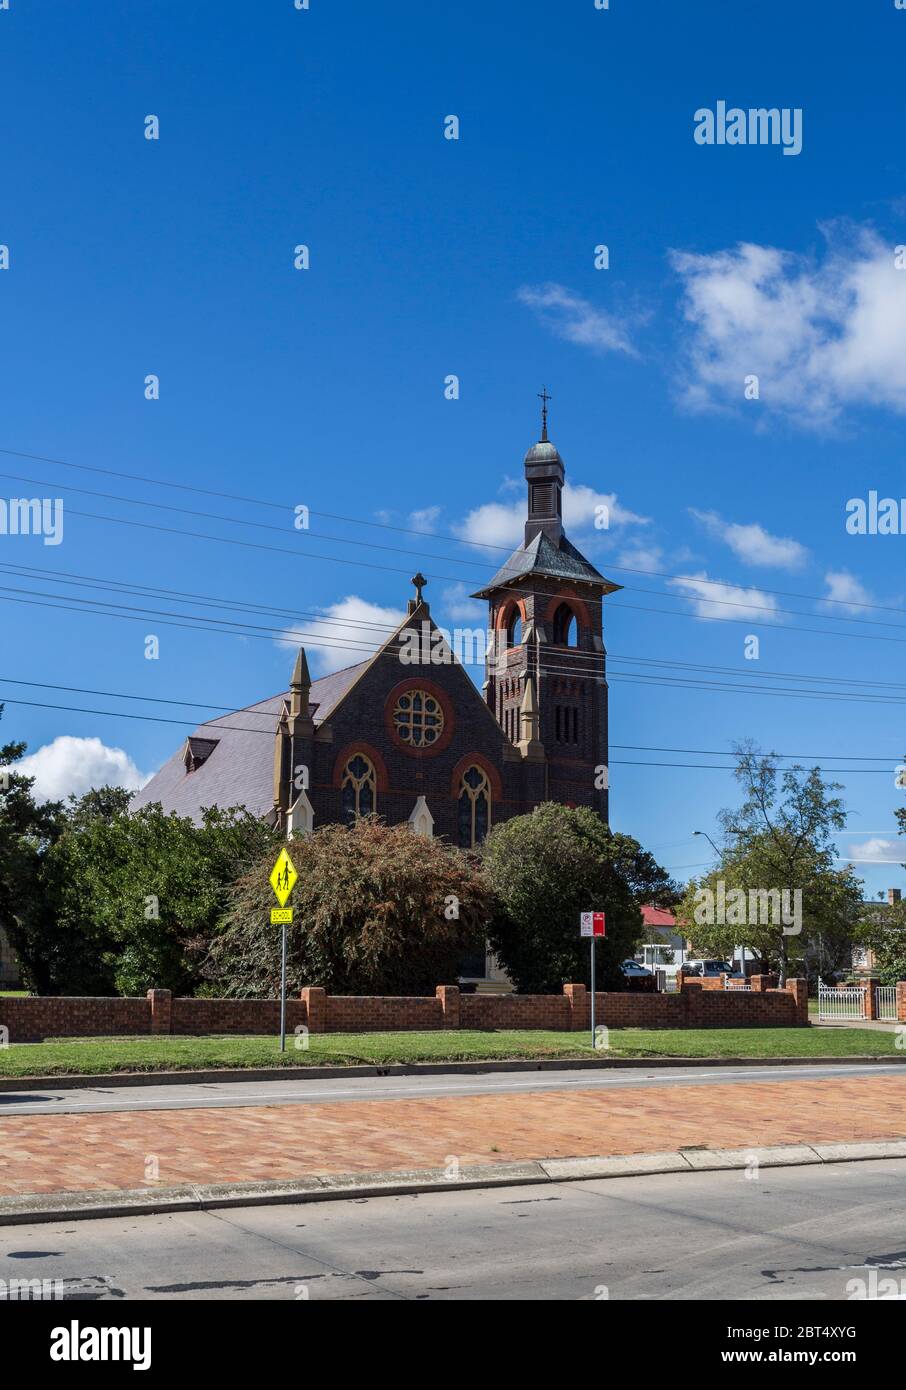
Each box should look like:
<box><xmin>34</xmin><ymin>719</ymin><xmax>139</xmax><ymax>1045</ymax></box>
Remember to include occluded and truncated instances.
<box><xmin>472</xmin><ymin>395</ymin><xmax>622</xmax><ymax>822</ymax></box>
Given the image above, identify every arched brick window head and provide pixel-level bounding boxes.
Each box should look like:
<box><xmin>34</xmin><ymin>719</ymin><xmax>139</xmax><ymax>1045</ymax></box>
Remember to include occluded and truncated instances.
<box><xmin>552</xmin><ymin>602</ymin><xmax>578</xmax><ymax>647</ymax></box>
<box><xmin>458</xmin><ymin>765</ymin><xmax>491</xmax><ymax>848</ymax></box>
<box><xmin>341</xmin><ymin>754</ymin><xmax>376</xmax><ymax>821</ymax></box>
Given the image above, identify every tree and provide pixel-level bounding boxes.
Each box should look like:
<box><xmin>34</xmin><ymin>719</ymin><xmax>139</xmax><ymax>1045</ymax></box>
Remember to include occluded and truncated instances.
<box><xmin>860</xmin><ymin>776</ymin><xmax>906</xmax><ymax>984</ymax></box>
<box><xmin>482</xmin><ymin>802</ymin><xmax>677</xmax><ymax>993</ymax></box>
<box><xmin>41</xmin><ymin>801</ymin><xmax>278</xmax><ymax>995</ymax></box>
<box><xmin>860</xmin><ymin>897</ymin><xmax>906</xmax><ymax>985</ymax></box>
<box><xmin>0</xmin><ymin>710</ymin><xmax>66</xmax><ymax>993</ymax></box>
<box><xmin>205</xmin><ymin>817</ymin><xmax>489</xmax><ymax>997</ymax></box>
<box><xmin>677</xmin><ymin>744</ymin><xmax>864</xmax><ymax>985</ymax></box>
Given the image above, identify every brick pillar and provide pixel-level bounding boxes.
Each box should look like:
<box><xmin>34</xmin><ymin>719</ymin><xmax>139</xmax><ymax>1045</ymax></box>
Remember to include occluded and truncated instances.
<box><xmin>563</xmin><ymin>983</ymin><xmax>589</xmax><ymax>1032</ymax></box>
<box><xmin>863</xmin><ymin>979</ymin><xmax>878</xmax><ymax>1021</ymax></box>
<box><xmin>147</xmin><ymin>989</ymin><xmax>172</xmax><ymax>1034</ymax></box>
<box><xmin>897</xmin><ymin>981</ymin><xmax>906</xmax><ymax>1024</ymax></box>
<box><xmin>676</xmin><ymin>968</ymin><xmax>686</xmax><ymax>991</ymax></box>
<box><xmin>301</xmin><ymin>986</ymin><xmax>326</xmax><ymax>1033</ymax></box>
<box><xmin>436</xmin><ymin>985</ymin><xmax>460</xmax><ymax>1029</ymax></box>
<box><xmin>751</xmin><ymin>974</ymin><xmax>778</xmax><ymax>992</ymax></box>
<box><xmin>785</xmin><ymin>977</ymin><xmax>808</xmax><ymax>1025</ymax></box>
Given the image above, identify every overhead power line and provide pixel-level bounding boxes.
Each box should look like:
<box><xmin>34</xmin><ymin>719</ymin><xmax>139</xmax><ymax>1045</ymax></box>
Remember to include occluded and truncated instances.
<box><xmin>3</xmin><ymin>442</ymin><xmax>905</xmax><ymax>622</ymax></box>
<box><xmin>0</xmin><ymin>674</ymin><xmax>902</xmax><ymax>769</ymax></box>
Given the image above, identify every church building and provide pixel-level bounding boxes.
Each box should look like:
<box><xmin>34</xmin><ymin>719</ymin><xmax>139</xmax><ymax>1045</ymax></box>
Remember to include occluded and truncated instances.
<box><xmin>133</xmin><ymin>407</ymin><xmax>621</xmax><ymax>862</ymax></box>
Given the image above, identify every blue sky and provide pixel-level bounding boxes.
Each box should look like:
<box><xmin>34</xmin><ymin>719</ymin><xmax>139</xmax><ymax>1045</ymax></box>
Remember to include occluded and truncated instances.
<box><xmin>1</xmin><ymin>0</ymin><xmax>905</xmax><ymax>894</ymax></box>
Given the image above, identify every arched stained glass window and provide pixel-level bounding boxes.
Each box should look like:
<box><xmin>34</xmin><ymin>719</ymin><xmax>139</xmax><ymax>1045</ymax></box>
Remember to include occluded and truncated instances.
<box><xmin>458</xmin><ymin>764</ymin><xmax>491</xmax><ymax>847</ymax></box>
<box><xmin>341</xmin><ymin>753</ymin><xmax>376</xmax><ymax>821</ymax></box>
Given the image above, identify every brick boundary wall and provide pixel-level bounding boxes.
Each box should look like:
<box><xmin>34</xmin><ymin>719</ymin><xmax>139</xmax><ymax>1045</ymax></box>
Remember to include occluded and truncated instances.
<box><xmin>0</xmin><ymin>976</ymin><xmax>810</xmax><ymax>1042</ymax></box>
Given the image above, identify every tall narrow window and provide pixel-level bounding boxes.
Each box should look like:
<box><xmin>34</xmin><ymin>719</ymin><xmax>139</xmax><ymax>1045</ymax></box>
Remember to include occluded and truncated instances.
<box><xmin>506</xmin><ymin>610</ymin><xmax>523</xmax><ymax>647</ymax></box>
<box><xmin>552</xmin><ymin>603</ymin><xmax>578</xmax><ymax>647</ymax></box>
<box><xmin>341</xmin><ymin>754</ymin><xmax>376</xmax><ymax>821</ymax></box>
<box><xmin>458</xmin><ymin>765</ymin><xmax>491</xmax><ymax>847</ymax></box>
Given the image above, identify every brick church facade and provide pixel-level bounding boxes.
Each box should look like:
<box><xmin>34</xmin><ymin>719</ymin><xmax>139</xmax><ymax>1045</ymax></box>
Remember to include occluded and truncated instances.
<box><xmin>133</xmin><ymin>412</ymin><xmax>621</xmax><ymax>856</ymax></box>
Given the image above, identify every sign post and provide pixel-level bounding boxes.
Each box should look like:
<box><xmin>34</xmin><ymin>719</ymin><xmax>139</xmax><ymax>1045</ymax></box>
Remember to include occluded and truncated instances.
<box><xmin>269</xmin><ymin>847</ymin><xmax>299</xmax><ymax>1053</ymax></box>
<box><xmin>580</xmin><ymin>911</ymin><xmax>606</xmax><ymax>1049</ymax></box>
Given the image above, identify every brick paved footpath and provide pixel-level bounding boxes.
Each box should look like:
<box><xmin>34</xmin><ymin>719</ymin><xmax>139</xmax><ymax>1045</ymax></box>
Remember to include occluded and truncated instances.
<box><xmin>2</xmin><ymin>1075</ymin><xmax>905</xmax><ymax>1197</ymax></box>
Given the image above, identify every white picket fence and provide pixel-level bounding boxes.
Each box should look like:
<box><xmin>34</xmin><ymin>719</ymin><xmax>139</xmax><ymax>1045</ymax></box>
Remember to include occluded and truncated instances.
<box><xmin>817</xmin><ymin>982</ymin><xmax>865</xmax><ymax>1021</ymax></box>
<box><xmin>876</xmin><ymin>985</ymin><xmax>897</xmax><ymax>1021</ymax></box>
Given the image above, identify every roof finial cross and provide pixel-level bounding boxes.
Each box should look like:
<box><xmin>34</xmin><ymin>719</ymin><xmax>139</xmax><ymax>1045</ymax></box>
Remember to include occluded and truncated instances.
<box><xmin>411</xmin><ymin>571</ymin><xmax>427</xmax><ymax>605</ymax></box>
<box><xmin>537</xmin><ymin>386</ymin><xmax>552</xmax><ymax>442</ymax></box>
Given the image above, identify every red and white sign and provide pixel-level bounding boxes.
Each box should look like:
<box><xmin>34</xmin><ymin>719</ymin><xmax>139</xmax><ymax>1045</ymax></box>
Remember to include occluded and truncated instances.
<box><xmin>580</xmin><ymin>911</ymin><xmax>606</xmax><ymax>938</ymax></box>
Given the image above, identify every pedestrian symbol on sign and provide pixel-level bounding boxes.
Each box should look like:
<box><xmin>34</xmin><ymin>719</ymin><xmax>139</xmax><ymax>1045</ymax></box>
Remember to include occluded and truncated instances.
<box><xmin>269</xmin><ymin>848</ymin><xmax>298</xmax><ymax>908</ymax></box>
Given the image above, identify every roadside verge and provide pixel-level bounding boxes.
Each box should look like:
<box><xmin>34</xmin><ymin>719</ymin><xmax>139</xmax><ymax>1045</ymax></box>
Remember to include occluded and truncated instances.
<box><xmin>3</xmin><ymin>1051</ymin><xmax>906</xmax><ymax>1092</ymax></box>
<box><xmin>3</xmin><ymin>1138</ymin><xmax>905</xmax><ymax>1226</ymax></box>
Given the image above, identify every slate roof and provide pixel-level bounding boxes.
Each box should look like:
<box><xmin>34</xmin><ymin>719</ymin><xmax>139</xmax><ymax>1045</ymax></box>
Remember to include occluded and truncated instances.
<box><xmin>131</xmin><ymin>660</ymin><xmax>368</xmax><ymax>825</ymax></box>
<box><xmin>471</xmin><ymin>530</ymin><xmax>622</xmax><ymax>598</ymax></box>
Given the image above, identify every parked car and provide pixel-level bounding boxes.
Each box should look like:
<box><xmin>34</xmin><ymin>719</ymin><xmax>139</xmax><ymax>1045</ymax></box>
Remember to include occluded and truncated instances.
<box><xmin>682</xmin><ymin>958</ymin><xmax>735</xmax><ymax>978</ymax></box>
<box><xmin>619</xmin><ymin>958</ymin><xmax>656</xmax><ymax>992</ymax></box>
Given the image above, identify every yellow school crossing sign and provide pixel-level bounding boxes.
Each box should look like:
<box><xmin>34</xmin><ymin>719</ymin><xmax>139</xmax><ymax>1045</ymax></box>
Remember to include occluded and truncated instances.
<box><xmin>269</xmin><ymin>847</ymin><xmax>298</xmax><ymax>908</ymax></box>
<box><xmin>269</xmin><ymin>847</ymin><xmax>298</xmax><ymax>1054</ymax></box>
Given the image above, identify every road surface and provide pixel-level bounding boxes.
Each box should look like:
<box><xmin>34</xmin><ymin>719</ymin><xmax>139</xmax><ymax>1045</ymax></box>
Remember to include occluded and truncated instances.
<box><xmin>2</xmin><ymin>1158</ymin><xmax>904</xmax><ymax>1300</ymax></box>
<box><xmin>2</xmin><ymin>1060</ymin><xmax>904</xmax><ymax>1117</ymax></box>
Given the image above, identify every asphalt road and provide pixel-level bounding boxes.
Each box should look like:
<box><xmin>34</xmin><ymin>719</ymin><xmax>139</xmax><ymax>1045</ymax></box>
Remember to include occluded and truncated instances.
<box><xmin>1</xmin><ymin>1061</ymin><xmax>904</xmax><ymax>1116</ymax></box>
<box><xmin>2</xmin><ymin>1159</ymin><xmax>905</xmax><ymax>1301</ymax></box>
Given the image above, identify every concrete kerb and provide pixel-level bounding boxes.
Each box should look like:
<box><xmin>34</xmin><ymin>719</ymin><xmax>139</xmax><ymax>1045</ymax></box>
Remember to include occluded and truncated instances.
<box><xmin>3</xmin><ymin>1139</ymin><xmax>906</xmax><ymax>1227</ymax></box>
<box><xmin>3</xmin><ymin>1051</ymin><xmax>906</xmax><ymax>1093</ymax></box>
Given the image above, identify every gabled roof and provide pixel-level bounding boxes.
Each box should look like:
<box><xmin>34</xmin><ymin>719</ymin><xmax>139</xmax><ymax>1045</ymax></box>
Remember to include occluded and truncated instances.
<box><xmin>471</xmin><ymin>530</ymin><xmax>622</xmax><ymax>598</ymax></box>
<box><xmin>641</xmin><ymin>904</ymin><xmax>677</xmax><ymax>929</ymax></box>
<box><xmin>131</xmin><ymin>661</ymin><xmax>369</xmax><ymax>824</ymax></box>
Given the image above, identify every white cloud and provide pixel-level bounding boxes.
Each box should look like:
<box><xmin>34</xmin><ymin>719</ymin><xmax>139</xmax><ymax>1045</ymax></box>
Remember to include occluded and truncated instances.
<box><xmin>517</xmin><ymin>283</ymin><xmax>639</xmax><ymax>357</ymax></box>
<box><xmin>455</xmin><ymin>483</ymin><xmax>648</xmax><ymax>550</ymax></box>
<box><xmin>409</xmin><ymin>505</ymin><xmax>441</xmax><ymax>532</ymax></box>
<box><xmin>564</xmin><ymin>484</ymin><xmax>648</xmax><ymax>532</ymax></box>
<box><xmin>844</xmin><ymin>838</ymin><xmax>904</xmax><ymax>865</ymax></box>
<box><xmin>454</xmin><ymin>498</ymin><xmax>525</xmax><ymax>549</ymax></box>
<box><xmin>671</xmin><ymin>225</ymin><xmax>906</xmax><ymax>426</ymax></box>
<box><xmin>668</xmin><ymin>572</ymin><xmax>781</xmax><ymax>622</ymax></box>
<box><xmin>277</xmin><ymin>595</ymin><xmax>402</xmax><ymax>675</ymax></box>
<box><xmin>617</xmin><ymin>544</ymin><xmax>665</xmax><ymax>574</ymax></box>
<box><xmin>439</xmin><ymin>582</ymin><xmax>485</xmax><ymax>623</ymax></box>
<box><xmin>16</xmin><ymin>736</ymin><xmax>151</xmax><ymax>804</ymax></box>
<box><xmin>822</xmin><ymin>569</ymin><xmax>876</xmax><ymax>615</ymax></box>
<box><xmin>690</xmin><ymin>508</ymin><xmax>809</xmax><ymax>569</ymax></box>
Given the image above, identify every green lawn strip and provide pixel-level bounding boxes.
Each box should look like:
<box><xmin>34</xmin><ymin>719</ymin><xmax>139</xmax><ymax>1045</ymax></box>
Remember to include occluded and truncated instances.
<box><xmin>0</xmin><ymin>1024</ymin><xmax>898</xmax><ymax>1078</ymax></box>
<box><xmin>609</xmin><ymin>1026</ymin><xmax>896</xmax><ymax>1058</ymax></box>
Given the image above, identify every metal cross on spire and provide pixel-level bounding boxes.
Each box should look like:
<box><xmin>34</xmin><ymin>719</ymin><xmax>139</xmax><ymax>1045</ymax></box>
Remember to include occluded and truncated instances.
<box><xmin>537</xmin><ymin>385</ymin><xmax>552</xmax><ymax>442</ymax></box>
